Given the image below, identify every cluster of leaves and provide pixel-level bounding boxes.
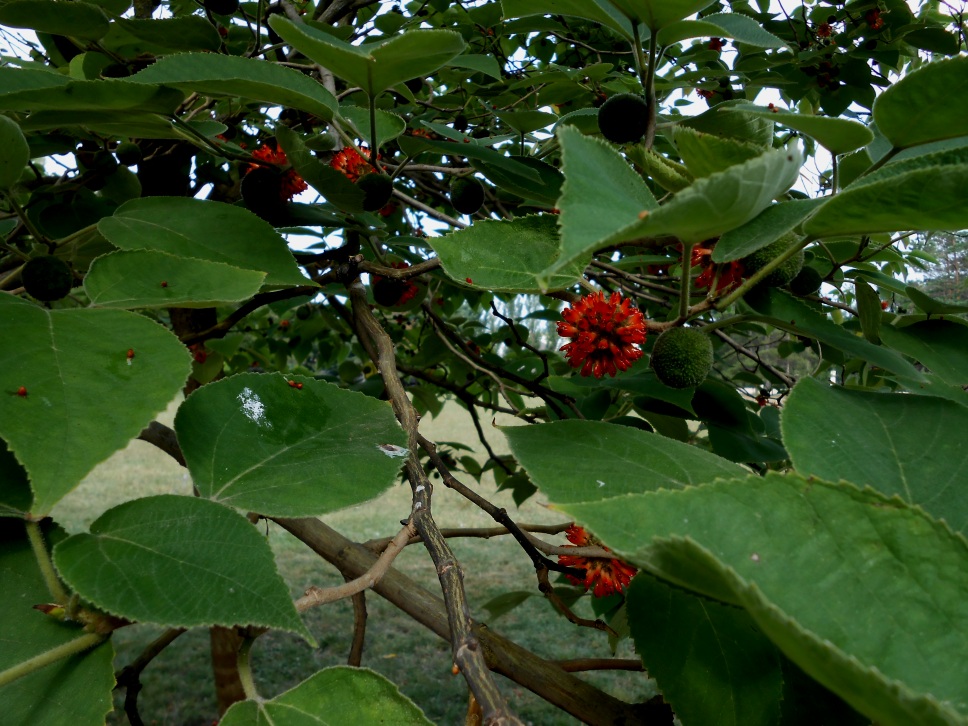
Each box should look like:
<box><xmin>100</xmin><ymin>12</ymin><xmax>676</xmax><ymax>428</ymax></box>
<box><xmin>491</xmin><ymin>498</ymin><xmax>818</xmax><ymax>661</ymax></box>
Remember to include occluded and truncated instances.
<box><xmin>1</xmin><ymin>0</ymin><xmax>967</xmax><ymax>724</ymax></box>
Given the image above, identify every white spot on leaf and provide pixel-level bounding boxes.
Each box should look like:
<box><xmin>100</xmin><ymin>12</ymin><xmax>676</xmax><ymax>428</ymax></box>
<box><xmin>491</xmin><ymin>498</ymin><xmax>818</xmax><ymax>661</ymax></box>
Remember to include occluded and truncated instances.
<box><xmin>596</xmin><ymin>480</ymin><xmax>606</xmax><ymax>487</ymax></box>
<box><xmin>378</xmin><ymin>444</ymin><xmax>409</xmax><ymax>458</ymax></box>
<box><xmin>238</xmin><ymin>387</ymin><xmax>271</xmax><ymax>428</ymax></box>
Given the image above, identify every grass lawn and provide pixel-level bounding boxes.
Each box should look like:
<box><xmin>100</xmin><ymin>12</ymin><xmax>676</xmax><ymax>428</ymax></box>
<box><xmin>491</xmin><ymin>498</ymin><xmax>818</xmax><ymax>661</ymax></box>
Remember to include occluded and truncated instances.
<box><xmin>50</xmin><ymin>399</ymin><xmax>655</xmax><ymax>725</ymax></box>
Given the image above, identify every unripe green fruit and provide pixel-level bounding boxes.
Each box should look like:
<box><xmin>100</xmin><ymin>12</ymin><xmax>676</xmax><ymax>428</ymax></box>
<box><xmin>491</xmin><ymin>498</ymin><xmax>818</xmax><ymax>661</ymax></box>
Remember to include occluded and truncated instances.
<box><xmin>22</xmin><ymin>256</ymin><xmax>72</xmax><ymax>302</ymax></box>
<box><xmin>650</xmin><ymin>327</ymin><xmax>713</xmax><ymax>389</ymax></box>
<box><xmin>92</xmin><ymin>150</ymin><xmax>118</xmax><ymax>174</ymax></box>
<box><xmin>741</xmin><ymin>232</ymin><xmax>804</xmax><ymax>287</ymax></box>
<box><xmin>789</xmin><ymin>265</ymin><xmax>823</xmax><ymax>296</ymax></box>
<box><xmin>204</xmin><ymin>0</ymin><xmax>239</xmax><ymax>14</ymax></box>
<box><xmin>115</xmin><ymin>142</ymin><xmax>142</xmax><ymax>166</ymax></box>
<box><xmin>597</xmin><ymin>93</ymin><xmax>649</xmax><ymax>144</ymax></box>
<box><xmin>450</xmin><ymin>177</ymin><xmax>484</xmax><ymax>215</ymax></box>
<box><xmin>357</xmin><ymin>173</ymin><xmax>394</xmax><ymax>212</ymax></box>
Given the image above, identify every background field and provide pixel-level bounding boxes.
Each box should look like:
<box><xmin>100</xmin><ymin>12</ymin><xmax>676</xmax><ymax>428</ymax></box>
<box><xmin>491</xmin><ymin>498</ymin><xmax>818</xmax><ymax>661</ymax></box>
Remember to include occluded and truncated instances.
<box><xmin>50</xmin><ymin>398</ymin><xmax>654</xmax><ymax>725</ymax></box>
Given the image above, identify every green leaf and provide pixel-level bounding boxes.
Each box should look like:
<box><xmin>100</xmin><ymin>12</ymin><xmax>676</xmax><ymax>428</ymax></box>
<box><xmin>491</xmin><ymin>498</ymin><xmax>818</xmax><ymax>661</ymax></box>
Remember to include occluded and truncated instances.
<box><xmin>0</xmin><ymin>116</ymin><xmax>30</xmax><ymax>190</ymax></box>
<box><xmin>98</xmin><ymin>198</ymin><xmax>308</xmax><ymax>287</ymax></box>
<box><xmin>567</xmin><ymin>145</ymin><xmax>802</xmax><ymax>265</ymax></box>
<box><xmin>627</xmin><ymin>573</ymin><xmax>784</xmax><ymax>726</ymax></box>
<box><xmin>854</xmin><ymin>278</ymin><xmax>882</xmax><ymax>344</ymax></box>
<box><xmin>445</xmin><ymin>53</ymin><xmax>502</xmax><ymax>81</ymax></box>
<box><xmin>469</xmin><ymin>154</ymin><xmax>562</xmax><ymax>206</ymax></box>
<box><xmin>904</xmin><ymin>285</ymin><xmax>968</xmax><ymax>315</ymax></box>
<box><xmin>880</xmin><ymin>319</ymin><xmax>968</xmax><ymax>388</ymax></box>
<box><xmin>803</xmin><ymin>153</ymin><xmax>968</xmax><ymax>237</ymax></box>
<box><xmin>85</xmin><ymin>250</ymin><xmax>266</xmax><ymax>308</ymax></box>
<box><xmin>502</xmin><ymin>419</ymin><xmax>745</xmax><ymax>505</ymax></box>
<box><xmin>113</xmin><ymin>16</ymin><xmax>221</xmax><ymax>52</ymax></box>
<box><xmin>20</xmin><ymin>110</ymin><xmax>209</xmax><ymax>140</ymax></box>
<box><xmin>625</xmin><ymin>145</ymin><xmax>692</xmax><ymax>192</ymax></box>
<box><xmin>481</xmin><ymin>590</ymin><xmax>536</xmax><ymax>620</ymax></box>
<box><xmin>607</xmin><ymin>0</ymin><xmax>717</xmax><ymax>29</ymax></box>
<box><xmin>561</xmin><ymin>473</ymin><xmax>968</xmax><ymax>726</ymax></box>
<box><xmin>493</xmin><ymin>109</ymin><xmax>558</xmax><ymax>134</ymax></box>
<box><xmin>873</xmin><ymin>56</ymin><xmax>968</xmax><ymax>149</ymax></box>
<box><xmin>0</xmin><ymin>70</ymin><xmax>184</xmax><ymax>114</ymax></box>
<box><xmin>53</xmin><ymin>495</ymin><xmax>312</xmax><ymax>641</ymax></box>
<box><xmin>0</xmin><ymin>521</ymin><xmax>115</xmax><ymax>726</ymax></box>
<box><xmin>0</xmin><ymin>440</ymin><xmax>32</xmax><ymax>518</ymax></box>
<box><xmin>713</xmin><ymin>198</ymin><xmax>823</xmax><ymax>263</ymax></box>
<box><xmin>429</xmin><ymin>215</ymin><xmax>586</xmax><ymax>293</ymax></box>
<box><xmin>745</xmin><ymin>288</ymin><xmax>925</xmax><ymax>382</ymax></box>
<box><xmin>174</xmin><ymin>373</ymin><xmax>407</xmax><ymax>517</ymax></box>
<box><xmin>0</xmin><ymin>0</ymin><xmax>109</xmax><ymax>40</ymax></box>
<box><xmin>338</xmin><ymin>104</ymin><xmax>406</xmax><ymax>148</ymax></box>
<box><xmin>657</xmin><ymin>14</ymin><xmax>784</xmax><ymax>48</ymax></box>
<box><xmin>129</xmin><ymin>52</ymin><xmax>338</xmax><ymax>122</ymax></box>
<box><xmin>546</xmin><ymin>126</ymin><xmax>657</xmax><ymax>281</ymax></box>
<box><xmin>680</xmin><ymin>100</ymin><xmax>774</xmax><ymax>147</ymax></box>
<box><xmin>672</xmin><ymin>125</ymin><xmax>763</xmax><ymax>177</ymax></box>
<box><xmin>500</xmin><ymin>0</ymin><xmax>635</xmax><ymax>39</ymax></box>
<box><xmin>726</xmin><ymin>105</ymin><xmax>873</xmax><ymax>155</ymax></box>
<box><xmin>274</xmin><ymin>126</ymin><xmax>364</xmax><ymax>213</ymax></box>
<box><xmin>220</xmin><ymin>666</ymin><xmax>432</xmax><ymax>725</ymax></box>
<box><xmin>268</xmin><ymin>18</ymin><xmax>465</xmax><ymax>98</ymax></box>
<box><xmin>0</xmin><ymin>295</ymin><xmax>191</xmax><ymax>516</ymax></box>
<box><xmin>782</xmin><ymin>377</ymin><xmax>968</xmax><ymax>535</ymax></box>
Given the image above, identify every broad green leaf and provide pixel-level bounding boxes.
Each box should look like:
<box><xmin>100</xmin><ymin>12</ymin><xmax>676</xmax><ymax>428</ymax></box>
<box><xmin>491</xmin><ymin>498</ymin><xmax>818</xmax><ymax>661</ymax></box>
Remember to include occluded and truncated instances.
<box><xmin>396</xmin><ymin>136</ymin><xmax>541</xmax><ymax>183</ymax></box>
<box><xmin>547</xmin><ymin>126</ymin><xmax>657</xmax><ymax>280</ymax></box>
<box><xmin>0</xmin><ymin>72</ymin><xmax>183</xmax><ymax>114</ymax></box>
<box><xmin>500</xmin><ymin>0</ymin><xmax>635</xmax><ymax>39</ymax></box>
<box><xmin>657</xmin><ymin>14</ymin><xmax>784</xmax><ymax>48</ymax></box>
<box><xmin>562</xmin><ymin>473</ymin><xmax>968</xmax><ymax>726</ymax></box>
<box><xmin>672</xmin><ymin>125</ymin><xmax>763</xmax><ymax>177</ymax></box>
<box><xmin>680</xmin><ymin>100</ymin><xmax>774</xmax><ymax>147</ymax></box>
<box><xmin>727</xmin><ymin>105</ymin><xmax>873</xmax><ymax>155</ymax></box>
<box><xmin>854</xmin><ymin>278</ymin><xmax>882</xmax><ymax>344</ymax></box>
<box><xmin>803</xmin><ymin>155</ymin><xmax>968</xmax><ymax>237</ymax></box>
<box><xmin>129</xmin><ymin>52</ymin><xmax>338</xmax><ymax>122</ymax></box>
<box><xmin>338</xmin><ymin>104</ymin><xmax>406</xmax><ymax>148</ymax></box>
<box><xmin>904</xmin><ymin>285</ymin><xmax>968</xmax><ymax>315</ymax></box>
<box><xmin>745</xmin><ymin>288</ymin><xmax>925</xmax><ymax>381</ymax></box>
<box><xmin>503</xmin><ymin>419</ymin><xmax>745</xmax><ymax>504</ymax></box>
<box><xmin>607</xmin><ymin>0</ymin><xmax>717</xmax><ymax>29</ymax></box>
<box><xmin>174</xmin><ymin>374</ymin><xmax>407</xmax><ymax>517</ymax></box>
<box><xmin>53</xmin><ymin>495</ymin><xmax>313</xmax><ymax>642</ymax></box>
<box><xmin>20</xmin><ymin>110</ymin><xmax>215</xmax><ymax>140</ymax></box>
<box><xmin>713</xmin><ymin>198</ymin><xmax>822</xmax><ymax>263</ymax></box>
<box><xmin>0</xmin><ymin>0</ymin><xmax>109</xmax><ymax>40</ymax></box>
<box><xmin>445</xmin><ymin>54</ymin><xmax>502</xmax><ymax>81</ymax></box>
<box><xmin>493</xmin><ymin>109</ymin><xmax>558</xmax><ymax>134</ymax></box>
<box><xmin>220</xmin><ymin>666</ymin><xmax>432</xmax><ymax>725</ymax></box>
<box><xmin>0</xmin><ymin>521</ymin><xmax>115</xmax><ymax>726</ymax></box>
<box><xmin>113</xmin><ymin>17</ymin><xmax>221</xmax><ymax>52</ymax></box>
<box><xmin>481</xmin><ymin>590</ymin><xmax>537</xmax><ymax>620</ymax></box>
<box><xmin>429</xmin><ymin>215</ymin><xmax>587</xmax><ymax>293</ymax></box>
<box><xmin>275</xmin><ymin>126</ymin><xmax>364</xmax><ymax>212</ymax></box>
<box><xmin>0</xmin><ymin>295</ymin><xmax>190</xmax><ymax>516</ymax></box>
<box><xmin>469</xmin><ymin>154</ymin><xmax>562</xmax><ymax>206</ymax></box>
<box><xmin>85</xmin><ymin>250</ymin><xmax>266</xmax><ymax>308</ymax></box>
<box><xmin>0</xmin><ymin>440</ymin><xmax>32</xmax><ymax>517</ymax></box>
<box><xmin>628</xmin><ymin>573</ymin><xmax>784</xmax><ymax>726</ymax></box>
<box><xmin>873</xmin><ymin>56</ymin><xmax>968</xmax><ymax>149</ymax></box>
<box><xmin>782</xmin><ymin>377</ymin><xmax>968</xmax><ymax>534</ymax></box>
<box><xmin>268</xmin><ymin>18</ymin><xmax>465</xmax><ymax>98</ymax></box>
<box><xmin>98</xmin><ymin>198</ymin><xmax>308</xmax><ymax>287</ymax></box>
<box><xmin>0</xmin><ymin>116</ymin><xmax>29</xmax><ymax>189</ymax></box>
<box><xmin>880</xmin><ymin>320</ymin><xmax>968</xmax><ymax>388</ymax></box>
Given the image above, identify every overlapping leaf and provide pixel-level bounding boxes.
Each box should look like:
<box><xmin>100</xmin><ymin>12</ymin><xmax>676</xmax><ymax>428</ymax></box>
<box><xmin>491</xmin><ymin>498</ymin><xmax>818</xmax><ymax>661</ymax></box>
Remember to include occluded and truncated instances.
<box><xmin>0</xmin><ymin>0</ymin><xmax>109</xmax><ymax>40</ymax></box>
<box><xmin>53</xmin><ymin>495</ymin><xmax>313</xmax><ymax>642</ymax></box>
<box><xmin>727</xmin><ymin>105</ymin><xmax>873</xmax><ymax>155</ymax></box>
<box><xmin>0</xmin><ymin>295</ymin><xmax>191</xmax><ymax>516</ymax></box>
<box><xmin>713</xmin><ymin>199</ymin><xmax>822</xmax><ymax>262</ymax></box>
<box><xmin>174</xmin><ymin>374</ymin><xmax>407</xmax><ymax>517</ymax></box>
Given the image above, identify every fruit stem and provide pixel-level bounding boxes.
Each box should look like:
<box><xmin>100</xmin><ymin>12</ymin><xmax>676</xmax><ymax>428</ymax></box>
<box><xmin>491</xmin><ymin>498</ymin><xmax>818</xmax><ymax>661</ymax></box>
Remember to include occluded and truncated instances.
<box><xmin>4</xmin><ymin>192</ymin><xmax>53</xmax><ymax>253</ymax></box>
<box><xmin>368</xmin><ymin>96</ymin><xmax>381</xmax><ymax>174</ymax></box>
<box><xmin>715</xmin><ymin>235</ymin><xmax>815</xmax><ymax>311</ymax></box>
<box><xmin>643</xmin><ymin>30</ymin><xmax>658</xmax><ymax>149</ymax></box>
<box><xmin>236</xmin><ymin>634</ymin><xmax>260</xmax><ymax>701</ymax></box>
<box><xmin>679</xmin><ymin>243</ymin><xmax>693</xmax><ymax>319</ymax></box>
<box><xmin>0</xmin><ymin>632</ymin><xmax>106</xmax><ymax>688</ymax></box>
<box><xmin>26</xmin><ymin>520</ymin><xmax>69</xmax><ymax>605</ymax></box>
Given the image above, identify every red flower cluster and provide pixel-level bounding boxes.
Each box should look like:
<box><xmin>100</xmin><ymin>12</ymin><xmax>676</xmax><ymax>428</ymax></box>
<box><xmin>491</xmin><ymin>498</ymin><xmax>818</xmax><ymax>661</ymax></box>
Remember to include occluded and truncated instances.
<box><xmin>330</xmin><ymin>145</ymin><xmax>380</xmax><ymax>183</ymax></box>
<box><xmin>691</xmin><ymin>243</ymin><xmax>745</xmax><ymax>293</ymax></box>
<box><xmin>866</xmin><ymin>8</ymin><xmax>884</xmax><ymax>30</ymax></box>
<box><xmin>557</xmin><ymin>291</ymin><xmax>646</xmax><ymax>378</ymax></box>
<box><xmin>557</xmin><ymin>525</ymin><xmax>638</xmax><ymax>598</ymax></box>
<box><xmin>816</xmin><ymin>22</ymin><xmax>833</xmax><ymax>38</ymax></box>
<box><xmin>249</xmin><ymin>143</ymin><xmax>307</xmax><ymax>201</ymax></box>
<box><xmin>708</xmin><ymin>37</ymin><xmax>724</xmax><ymax>52</ymax></box>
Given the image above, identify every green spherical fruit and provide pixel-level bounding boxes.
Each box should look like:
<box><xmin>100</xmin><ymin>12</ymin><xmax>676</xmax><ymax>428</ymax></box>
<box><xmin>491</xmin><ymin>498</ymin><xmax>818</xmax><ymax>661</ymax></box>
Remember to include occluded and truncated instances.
<box><xmin>650</xmin><ymin>327</ymin><xmax>713</xmax><ymax>389</ymax></box>
<box><xmin>789</xmin><ymin>265</ymin><xmax>823</xmax><ymax>296</ymax></box>
<box><xmin>22</xmin><ymin>256</ymin><xmax>72</xmax><ymax>302</ymax></box>
<box><xmin>91</xmin><ymin>150</ymin><xmax>118</xmax><ymax>174</ymax></box>
<box><xmin>741</xmin><ymin>232</ymin><xmax>804</xmax><ymax>287</ymax></box>
<box><xmin>450</xmin><ymin>177</ymin><xmax>484</xmax><ymax>215</ymax></box>
<box><xmin>203</xmin><ymin>0</ymin><xmax>239</xmax><ymax>14</ymax></box>
<box><xmin>357</xmin><ymin>173</ymin><xmax>394</xmax><ymax>212</ymax></box>
<box><xmin>115</xmin><ymin>142</ymin><xmax>142</xmax><ymax>166</ymax></box>
<box><xmin>597</xmin><ymin>93</ymin><xmax>649</xmax><ymax>144</ymax></box>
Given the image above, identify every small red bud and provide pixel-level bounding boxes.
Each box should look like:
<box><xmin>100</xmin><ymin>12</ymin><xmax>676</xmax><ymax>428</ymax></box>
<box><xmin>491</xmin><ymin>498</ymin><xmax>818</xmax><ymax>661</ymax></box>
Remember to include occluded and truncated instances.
<box><xmin>127</xmin><ymin>348</ymin><xmax>135</xmax><ymax>360</ymax></box>
<box><xmin>161</xmin><ymin>281</ymin><xmax>168</xmax><ymax>288</ymax></box>
<box><xmin>465</xmin><ymin>277</ymin><xmax>473</xmax><ymax>284</ymax></box>
<box><xmin>16</xmin><ymin>386</ymin><xmax>27</xmax><ymax>397</ymax></box>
